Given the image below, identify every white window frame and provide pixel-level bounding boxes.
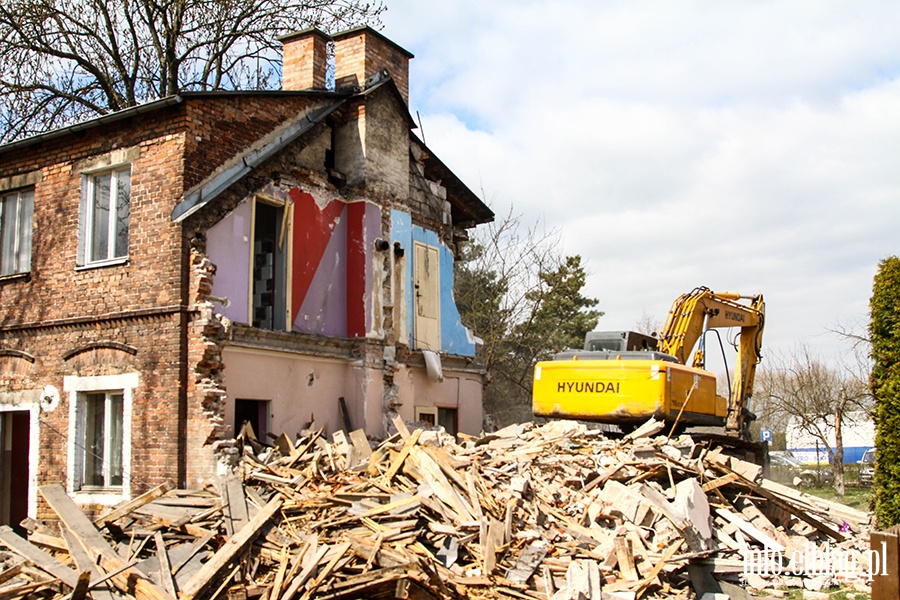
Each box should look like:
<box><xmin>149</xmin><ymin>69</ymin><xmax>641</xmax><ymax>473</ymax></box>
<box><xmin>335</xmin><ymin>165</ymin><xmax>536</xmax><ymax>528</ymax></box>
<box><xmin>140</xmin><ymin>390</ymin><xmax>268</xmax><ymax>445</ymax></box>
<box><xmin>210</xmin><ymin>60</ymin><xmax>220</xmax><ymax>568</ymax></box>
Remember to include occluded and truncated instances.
<box><xmin>0</xmin><ymin>188</ymin><xmax>34</xmax><ymax>277</ymax></box>
<box><xmin>78</xmin><ymin>165</ymin><xmax>131</xmax><ymax>268</ymax></box>
<box><xmin>65</xmin><ymin>373</ymin><xmax>137</xmax><ymax>505</ymax></box>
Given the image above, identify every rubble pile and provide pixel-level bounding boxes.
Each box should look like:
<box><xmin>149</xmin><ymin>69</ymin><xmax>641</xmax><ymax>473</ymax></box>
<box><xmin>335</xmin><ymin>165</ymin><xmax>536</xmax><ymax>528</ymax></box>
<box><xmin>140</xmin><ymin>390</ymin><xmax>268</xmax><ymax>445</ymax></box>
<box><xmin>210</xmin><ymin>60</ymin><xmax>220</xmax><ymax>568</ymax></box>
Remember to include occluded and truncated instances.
<box><xmin>0</xmin><ymin>418</ymin><xmax>873</xmax><ymax>599</ymax></box>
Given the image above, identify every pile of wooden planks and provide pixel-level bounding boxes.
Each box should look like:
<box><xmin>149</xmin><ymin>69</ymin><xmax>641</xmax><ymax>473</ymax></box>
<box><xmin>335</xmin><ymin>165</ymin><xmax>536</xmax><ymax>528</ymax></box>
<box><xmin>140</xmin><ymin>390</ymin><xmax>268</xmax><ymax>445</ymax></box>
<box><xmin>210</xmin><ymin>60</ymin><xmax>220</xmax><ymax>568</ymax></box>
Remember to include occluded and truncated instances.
<box><xmin>0</xmin><ymin>417</ymin><xmax>873</xmax><ymax>599</ymax></box>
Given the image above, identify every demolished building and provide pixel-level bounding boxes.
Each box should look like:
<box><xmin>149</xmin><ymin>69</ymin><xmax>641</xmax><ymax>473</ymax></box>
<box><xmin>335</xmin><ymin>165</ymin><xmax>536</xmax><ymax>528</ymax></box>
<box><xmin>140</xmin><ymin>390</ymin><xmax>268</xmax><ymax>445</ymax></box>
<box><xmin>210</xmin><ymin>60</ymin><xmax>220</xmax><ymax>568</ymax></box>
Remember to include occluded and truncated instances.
<box><xmin>0</xmin><ymin>26</ymin><xmax>493</xmax><ymax>525</ymax></box>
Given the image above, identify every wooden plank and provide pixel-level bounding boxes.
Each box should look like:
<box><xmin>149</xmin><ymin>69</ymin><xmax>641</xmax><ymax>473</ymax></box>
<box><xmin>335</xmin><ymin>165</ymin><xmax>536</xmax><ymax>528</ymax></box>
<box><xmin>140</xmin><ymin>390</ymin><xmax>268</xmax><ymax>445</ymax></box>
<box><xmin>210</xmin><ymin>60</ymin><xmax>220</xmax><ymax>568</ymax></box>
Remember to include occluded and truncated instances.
<box><xmin>392</xmin><ymin>415</ymin><xmax>411</xmax><ymax>440</ymax></box>
<box><xmin>383</xmin><ymin>428</ymin><xmax>422</xmax><ymax>483</ymax></box>
<box><xmin>714</xmin><ymin>508</ymin><xmax>785</xmax><ymax>552</ymax></box>
<box><xmin>277</xmin><ymin>545</ymin><xmax>329</xmax><ymax>600</ymax></box>
<box><xmin>224</xmin><ymin>476</ymin><xmax>250</xmax><ymax>535</ymax></box>
<box><xmin>274</xmin><ymin>433</ymin><xmax>300</xmax><ymax>459</ymax></box>
<box><xmin>614</xmin><ymin>536</ymin><xmax>639</xmax><ymax>581</ymax></box>
<box><xmin>59</xmin><ymin>524</ymin><xmax>117</xmax><ymax>600</ymax></box>
<box><xmin>349</xmin><ymin>429</ymin><xmax>373</xmax><ymax>459</ymax></box>
<box><xmin>154</xmin><ymin>531</ymin><xmax>177</xmax><ymax>598</ymax></box>
<box><xmin>300</xmin><ymin>542</ymin><xmax>352</xmax><ymax>600</ymax></box>
<box><xmin>506</xmin><ymin>541</ymin><xmax>548</xmax><ymax>584</ymax></box>
<box><xmin>0</xmin><ymin>562</ymin><xmax>23</xmax><ymax>586</ymax></box>
<box><xmin>634</xmin><ymin>539</ymin><xmax>683</xmax><ymax>599</ymax></box>
<box><xmin>94</xmin><ymin>481</ymin><xmax>175</xmax><ymax>528</ymax></box>
<box><xmin>701</xmin><ymin>473</ymin><xmax>738</xmax><ymax>492</ymax></box>
<box><xmin>39</xmin><ymin>484</ymin><xmax>174</xmax><ymax>600</ymax></box>
<box><xmin>70</xmin><ymin>570</ymin><xmax>92</xmax><ymax>600</ymax></box>
<box><xmin>179</xmin><ymin>497</ymin><xmax>282</xmax><ymax>600</ymax></box>
<box><xmin>0</xmin><ymin>579</ymin><xmax>59</xmax><ymax>599</ymax></box>
<box><xmin>709</xmin><ymin>462</ymin><xmax>847</xmax><ymax>541</ymax></box>
<box><xmin>0</xmin><ymin>525</ymin><xmax>80</xmax><ymax>589</ymax></box>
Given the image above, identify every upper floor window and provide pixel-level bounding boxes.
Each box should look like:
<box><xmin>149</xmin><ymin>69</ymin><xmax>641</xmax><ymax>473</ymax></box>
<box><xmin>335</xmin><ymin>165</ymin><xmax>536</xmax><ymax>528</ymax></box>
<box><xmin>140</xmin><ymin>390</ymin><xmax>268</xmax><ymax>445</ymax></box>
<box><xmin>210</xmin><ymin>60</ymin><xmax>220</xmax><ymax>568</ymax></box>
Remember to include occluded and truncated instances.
<box><xmin>0</xmin><ymin>189</ymin><xmax>34</xmax><ymax>277</ymax></box>
<box><xmin>79</xmin><ymin>166</ymin><xmax>131</xmax><ymax>266</ymax></box>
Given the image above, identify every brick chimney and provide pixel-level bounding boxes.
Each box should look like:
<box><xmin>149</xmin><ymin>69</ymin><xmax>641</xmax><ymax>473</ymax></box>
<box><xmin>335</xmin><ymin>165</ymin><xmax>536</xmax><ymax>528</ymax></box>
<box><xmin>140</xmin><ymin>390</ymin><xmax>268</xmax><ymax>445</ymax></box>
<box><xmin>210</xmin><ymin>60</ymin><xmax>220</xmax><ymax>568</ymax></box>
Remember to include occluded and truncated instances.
<box><xmin>332</xmin><ymin>26</ymin><xmax>414</xmax><ymax>105</ymax></box>
<box><xmin>280</xmin><ymin>28</ymin><xmax>330</xmax><ymax>91</ymax></box>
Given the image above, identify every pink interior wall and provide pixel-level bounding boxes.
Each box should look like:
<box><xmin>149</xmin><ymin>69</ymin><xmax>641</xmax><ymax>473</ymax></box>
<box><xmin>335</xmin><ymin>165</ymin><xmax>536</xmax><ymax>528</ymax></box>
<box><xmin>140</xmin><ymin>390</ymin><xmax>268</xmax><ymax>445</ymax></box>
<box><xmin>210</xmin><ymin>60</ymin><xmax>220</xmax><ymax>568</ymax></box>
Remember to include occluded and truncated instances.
<box><xmin>393</xmin><ymin>365</ymin><xmax>484</xmax><ymax>436</ymax></box>
<box><xmin>222</xmin><ymin>347</ymin><xmax>379</xmax><ymax>439</ymax></box>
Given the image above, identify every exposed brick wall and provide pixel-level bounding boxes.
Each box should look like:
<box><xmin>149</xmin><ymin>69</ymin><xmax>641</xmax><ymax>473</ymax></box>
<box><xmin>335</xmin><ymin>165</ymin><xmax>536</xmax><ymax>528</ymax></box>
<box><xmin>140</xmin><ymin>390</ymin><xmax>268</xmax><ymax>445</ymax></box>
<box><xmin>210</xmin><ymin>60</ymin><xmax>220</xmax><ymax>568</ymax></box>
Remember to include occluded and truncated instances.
<box><xmin>282</xmin><ymin>29</ymin><xmax>330</xmax><ymax>91</ymax></box>
<box><xmin>333</xmin><ymin>27</ymin><xmax>411</xmax><ymax>105</ymax></box>
<box><xmin>181</xmin><ymin>95</ymin><xmax>325</xmax><ymax>191</ymax></box>
<box><xmin>0</xmin><ymin>313</ymin><xmax>184</xmax><ymax>518</ymax></box>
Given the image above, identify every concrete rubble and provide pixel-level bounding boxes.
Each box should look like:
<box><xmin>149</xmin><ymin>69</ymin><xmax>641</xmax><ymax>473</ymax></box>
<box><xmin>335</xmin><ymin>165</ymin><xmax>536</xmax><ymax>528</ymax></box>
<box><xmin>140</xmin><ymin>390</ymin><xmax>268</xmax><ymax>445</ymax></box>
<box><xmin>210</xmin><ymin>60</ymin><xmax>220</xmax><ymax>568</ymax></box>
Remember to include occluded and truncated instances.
<box><xmin>0</xmin><ymin>417</ymin><xmax>874</xmax><ymax>599</ymax></box>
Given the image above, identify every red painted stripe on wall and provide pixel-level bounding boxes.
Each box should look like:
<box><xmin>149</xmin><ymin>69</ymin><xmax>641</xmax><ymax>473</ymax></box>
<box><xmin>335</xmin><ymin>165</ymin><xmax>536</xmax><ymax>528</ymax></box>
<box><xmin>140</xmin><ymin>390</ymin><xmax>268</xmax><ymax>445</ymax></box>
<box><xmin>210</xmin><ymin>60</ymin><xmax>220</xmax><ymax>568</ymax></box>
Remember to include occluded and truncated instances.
<box><xmin>346</xmin><ymin>201</ymin><xmax>367</xmax><ymax>337</ymax></box>
<box><xmin>289</xmin><ymin>188</ymin><xmax>344</xmax><ymax>324</ymax></box>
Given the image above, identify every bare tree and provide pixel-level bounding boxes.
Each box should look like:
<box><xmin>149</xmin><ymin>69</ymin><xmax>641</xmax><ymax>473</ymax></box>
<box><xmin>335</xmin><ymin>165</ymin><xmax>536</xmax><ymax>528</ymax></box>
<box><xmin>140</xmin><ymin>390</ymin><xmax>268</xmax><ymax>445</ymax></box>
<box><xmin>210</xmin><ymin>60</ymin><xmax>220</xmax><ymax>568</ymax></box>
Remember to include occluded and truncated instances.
<box><xmin>0</xmin><ymin>0</ymin><xmax>385</xmax><ymax>143</ymax></box>
<box><xmin>455</xmin><ymin>208</ymin><xmax>602</xmax><ymax>427</ymax></box>
<box><xmin>756</xmin><ymin>345</ymin><xmax>871</xmax><ymax>496</ymax></box>
<box><xmin>634</xmin><ymin>311</ymin><xmax>662</xmax><ymax>337</ymax></box>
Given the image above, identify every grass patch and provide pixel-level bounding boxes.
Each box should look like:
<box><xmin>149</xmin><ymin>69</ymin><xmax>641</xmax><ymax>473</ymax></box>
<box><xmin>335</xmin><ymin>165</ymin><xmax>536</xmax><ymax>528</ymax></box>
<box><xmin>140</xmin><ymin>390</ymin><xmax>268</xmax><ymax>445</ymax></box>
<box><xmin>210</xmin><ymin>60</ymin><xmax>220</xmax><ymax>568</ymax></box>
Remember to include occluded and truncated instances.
<box><xmin>802</xmin><ymin>484</ymin><xmax>873</xmax><ymax>512</ymax></box>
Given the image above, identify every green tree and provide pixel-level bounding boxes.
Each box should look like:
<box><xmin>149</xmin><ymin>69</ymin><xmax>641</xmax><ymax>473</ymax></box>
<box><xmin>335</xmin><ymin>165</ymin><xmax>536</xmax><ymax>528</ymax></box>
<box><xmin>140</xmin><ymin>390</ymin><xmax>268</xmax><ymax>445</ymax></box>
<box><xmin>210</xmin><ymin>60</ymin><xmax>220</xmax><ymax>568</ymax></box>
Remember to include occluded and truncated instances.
<box><xmin>0</xmin><ymin>0</ymin><xmax>384</xmax><ymax>143</ymax></box>
<box><xmin>455</xmin><ymin>211</ymin><xmax>601</xmax><ymax>427</ymax></box>
<box><xmin>871</xmin><ymin>256</ymin><xmax>900</xmax><ymax>527</ymax></box>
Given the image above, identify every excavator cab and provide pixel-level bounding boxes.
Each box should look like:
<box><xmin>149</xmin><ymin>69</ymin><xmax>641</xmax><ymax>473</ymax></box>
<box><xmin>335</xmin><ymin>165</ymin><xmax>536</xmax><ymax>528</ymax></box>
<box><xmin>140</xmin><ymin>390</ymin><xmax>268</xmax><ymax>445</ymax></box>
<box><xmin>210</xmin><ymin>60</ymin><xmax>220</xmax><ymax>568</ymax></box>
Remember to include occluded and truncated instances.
<box><xmin>584</xmin><ymin>331</ymin><xmax>658</xmax><ymax>352</ymax></box>
<box><xmin>553</xmin><ymin>331</ymin><xmax>679</xmax><ymax>364</ymax></box>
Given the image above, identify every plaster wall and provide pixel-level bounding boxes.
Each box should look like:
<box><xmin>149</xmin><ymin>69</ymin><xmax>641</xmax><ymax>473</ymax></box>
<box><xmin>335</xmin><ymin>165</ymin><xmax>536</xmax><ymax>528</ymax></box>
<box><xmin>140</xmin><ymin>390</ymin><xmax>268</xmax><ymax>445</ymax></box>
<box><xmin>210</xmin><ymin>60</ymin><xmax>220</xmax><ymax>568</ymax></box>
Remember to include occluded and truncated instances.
<box><xmin>389</xmin><ymin>210</ymin><xmax>475</xmax><ymax>356</ymax></box>
<box><xmin>222</xmin><ymin>346</ymin><xmax>379</xmax><ymax>439</ymax></box>
<box><xmin>393</xmin><ymin>364</ymin><xmax>483</xmax><ymax>435</ymax></box>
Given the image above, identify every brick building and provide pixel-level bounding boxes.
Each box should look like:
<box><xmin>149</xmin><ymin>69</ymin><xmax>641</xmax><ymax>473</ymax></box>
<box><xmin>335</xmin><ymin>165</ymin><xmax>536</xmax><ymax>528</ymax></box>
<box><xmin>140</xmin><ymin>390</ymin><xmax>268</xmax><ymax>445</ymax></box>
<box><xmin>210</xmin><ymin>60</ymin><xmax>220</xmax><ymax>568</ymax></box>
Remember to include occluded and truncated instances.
<box><xmin>0</xmin><ymin>26</ymin><xmax>492</xmax><ymax>525</ymax></box>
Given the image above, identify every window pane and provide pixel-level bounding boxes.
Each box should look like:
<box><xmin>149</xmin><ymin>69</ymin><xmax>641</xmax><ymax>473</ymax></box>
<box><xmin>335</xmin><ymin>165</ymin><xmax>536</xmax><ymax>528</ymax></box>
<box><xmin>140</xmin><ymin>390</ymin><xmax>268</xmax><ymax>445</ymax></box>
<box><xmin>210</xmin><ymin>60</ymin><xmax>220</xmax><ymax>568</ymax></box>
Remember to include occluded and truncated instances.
<box><xmin>91</xmin><ymin>173</ymin><xmax>111</xmax><ymax>261</ymax></box>
<box><xmin>114</xmin><ymin>169</ymin><xmax>130</xmax><ymax>258</ymax></box>
<box><xmin>17</xmin><ymin>191</ymin><xmax>33</xmax><ymax>273</ymax></box>
<box><xmin>109</xmin><ymin>393</ymin><xmax>124</xmax><ymax>486</ymax></box>
<box><xmin>83</xmin><ymin>393</ymin><xmax>106</xmax><ymax>487</ymax></box>
<box><xmin>0</xmin><ymin>194</ymin><xmax>16</xmax><ymax>276</ymax></box>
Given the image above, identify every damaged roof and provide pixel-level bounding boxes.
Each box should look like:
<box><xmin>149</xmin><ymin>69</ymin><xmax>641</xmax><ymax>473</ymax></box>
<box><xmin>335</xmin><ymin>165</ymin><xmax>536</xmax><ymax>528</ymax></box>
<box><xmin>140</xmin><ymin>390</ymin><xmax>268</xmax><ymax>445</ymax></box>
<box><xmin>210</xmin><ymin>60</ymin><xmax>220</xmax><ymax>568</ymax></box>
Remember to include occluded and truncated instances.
<box><xmin>0</xmin><ymin>77</ymin><xmax>492</xmax><ymax>229</ymax></box>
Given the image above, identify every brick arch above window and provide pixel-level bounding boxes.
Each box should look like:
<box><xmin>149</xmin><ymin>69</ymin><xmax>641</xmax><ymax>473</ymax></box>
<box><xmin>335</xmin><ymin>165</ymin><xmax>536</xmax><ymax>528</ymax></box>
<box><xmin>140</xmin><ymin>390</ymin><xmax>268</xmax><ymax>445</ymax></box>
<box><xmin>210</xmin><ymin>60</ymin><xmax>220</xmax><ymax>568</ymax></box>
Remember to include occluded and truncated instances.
<box><xmin>0</xmin><ymin>349</ymin><xmax>37</xmax><ymax>377</ymax></box>
<box><xmin>62</xmin><ymin>341</ymin><xmax>138</xmax><ymax>362</ymax></box>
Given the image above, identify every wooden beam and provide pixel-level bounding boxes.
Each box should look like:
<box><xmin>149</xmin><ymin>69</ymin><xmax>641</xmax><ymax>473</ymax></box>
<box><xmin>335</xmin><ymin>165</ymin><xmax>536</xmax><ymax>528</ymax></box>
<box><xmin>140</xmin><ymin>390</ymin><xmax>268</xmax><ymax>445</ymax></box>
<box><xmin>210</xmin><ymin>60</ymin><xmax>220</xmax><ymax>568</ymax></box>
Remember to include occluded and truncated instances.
<box><xmin>0</xmin><ymin>525</ymin><xmax>80</xmax><ymax>589</ymax></box>
<box><xmin>178</xmin><ymin>497</ymin><xmax>282</xmax><ymax>600</ymax></box>
<box><xmin>94</xmin><ymin>481</ymin><xmax>175</xmax><ymax>528</ymax></box>
<box><xmin>39</xmin><ymin>484</ymin><xmax>174</xmax><ymax>600</ymax></box>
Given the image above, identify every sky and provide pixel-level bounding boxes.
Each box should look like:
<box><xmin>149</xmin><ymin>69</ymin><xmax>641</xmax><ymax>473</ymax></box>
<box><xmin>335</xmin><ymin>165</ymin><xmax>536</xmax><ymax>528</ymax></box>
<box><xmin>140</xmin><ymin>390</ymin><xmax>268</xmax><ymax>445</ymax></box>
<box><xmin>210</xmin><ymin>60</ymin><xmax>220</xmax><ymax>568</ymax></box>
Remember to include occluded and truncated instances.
<box><xmin>378</xmin><ymin>0</ymin><xmax>900</xmax><ymax>369</ymax></box>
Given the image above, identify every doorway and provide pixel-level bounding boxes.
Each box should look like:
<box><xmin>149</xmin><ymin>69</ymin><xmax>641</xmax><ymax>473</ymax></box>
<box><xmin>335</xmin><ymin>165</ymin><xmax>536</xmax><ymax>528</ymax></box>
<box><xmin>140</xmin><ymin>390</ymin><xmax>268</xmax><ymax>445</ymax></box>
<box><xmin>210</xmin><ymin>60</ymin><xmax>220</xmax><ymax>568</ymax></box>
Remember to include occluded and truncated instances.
<box><xmin>0</xmin><ymin>411</ymin><xmax>30</xmax><ymax>535</ymax></box>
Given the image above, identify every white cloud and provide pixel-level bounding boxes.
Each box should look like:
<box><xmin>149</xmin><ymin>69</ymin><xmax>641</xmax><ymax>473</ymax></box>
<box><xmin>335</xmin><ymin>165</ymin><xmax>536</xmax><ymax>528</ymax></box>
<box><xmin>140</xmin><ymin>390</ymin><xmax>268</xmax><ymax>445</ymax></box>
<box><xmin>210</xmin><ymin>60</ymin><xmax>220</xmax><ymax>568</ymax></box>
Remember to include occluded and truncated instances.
<box><xmin>382</xmin><ymin>0</ymin><xmax>900</xmax><ymax>363</ymax></box>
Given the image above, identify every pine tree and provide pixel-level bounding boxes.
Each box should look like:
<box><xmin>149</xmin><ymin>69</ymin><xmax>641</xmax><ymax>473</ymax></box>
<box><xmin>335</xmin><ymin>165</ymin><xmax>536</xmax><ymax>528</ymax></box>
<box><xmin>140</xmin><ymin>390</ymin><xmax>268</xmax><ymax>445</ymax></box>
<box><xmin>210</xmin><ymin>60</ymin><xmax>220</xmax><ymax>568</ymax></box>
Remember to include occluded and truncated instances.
<box><xmin>871</xmin><ymin>256</ymin><xmax>900</xmax><ymax>527</ymax></box>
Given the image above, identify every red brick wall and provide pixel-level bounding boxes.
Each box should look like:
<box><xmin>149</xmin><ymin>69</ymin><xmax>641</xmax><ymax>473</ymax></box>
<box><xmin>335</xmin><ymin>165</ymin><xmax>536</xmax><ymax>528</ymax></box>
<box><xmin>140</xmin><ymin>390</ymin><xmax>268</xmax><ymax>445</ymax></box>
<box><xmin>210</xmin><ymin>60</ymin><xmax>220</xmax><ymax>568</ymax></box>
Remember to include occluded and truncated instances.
<box><xmin>0</xmin><ymin>93</ymin><xmax>332</xmax><ymax>502</ymax></box>
<box><xmin>181</xmin><ymin>95</ymin><xmax>324</xmax><ymax>191</ymax></box>
<box><xmin>282</xmin><ymin>29</ymin><xmax>330</xmax><ymax>91</ymax></box>
<box><xmin>334</xmin><ymin>28</ymin><xmax>410</xmax><ymax>104</ymax></box>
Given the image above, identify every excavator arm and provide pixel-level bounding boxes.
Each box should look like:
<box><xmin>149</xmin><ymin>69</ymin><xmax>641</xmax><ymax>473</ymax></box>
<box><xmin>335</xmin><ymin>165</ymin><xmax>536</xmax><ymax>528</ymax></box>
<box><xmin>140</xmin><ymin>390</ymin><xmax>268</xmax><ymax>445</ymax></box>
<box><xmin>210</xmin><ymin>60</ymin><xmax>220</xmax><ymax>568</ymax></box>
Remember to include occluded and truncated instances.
<box><xmin>657</xmin><ymin>287</ymin><xmax>765</xmax><ymax>438</ymax></box>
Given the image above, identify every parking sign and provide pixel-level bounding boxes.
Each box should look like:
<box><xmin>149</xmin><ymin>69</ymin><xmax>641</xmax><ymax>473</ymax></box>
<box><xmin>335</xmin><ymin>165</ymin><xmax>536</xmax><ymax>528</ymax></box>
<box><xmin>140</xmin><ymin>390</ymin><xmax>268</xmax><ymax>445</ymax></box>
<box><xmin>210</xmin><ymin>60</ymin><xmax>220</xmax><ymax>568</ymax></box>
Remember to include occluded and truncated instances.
<box><xmin>761</xmin><ymin>429</ymin><xmax>773</xmax><ymax>443</ymax></box>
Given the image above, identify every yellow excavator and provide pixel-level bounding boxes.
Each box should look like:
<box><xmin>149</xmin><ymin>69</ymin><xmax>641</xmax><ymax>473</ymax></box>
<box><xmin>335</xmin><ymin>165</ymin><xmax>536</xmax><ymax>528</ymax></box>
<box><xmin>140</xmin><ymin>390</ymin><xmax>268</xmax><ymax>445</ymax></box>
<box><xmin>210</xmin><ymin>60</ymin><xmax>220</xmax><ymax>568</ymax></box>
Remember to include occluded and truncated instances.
<box><xmin>532</xmin><ymin>287</ymin><xmax>765</xmax><ymax>443</ymax></box>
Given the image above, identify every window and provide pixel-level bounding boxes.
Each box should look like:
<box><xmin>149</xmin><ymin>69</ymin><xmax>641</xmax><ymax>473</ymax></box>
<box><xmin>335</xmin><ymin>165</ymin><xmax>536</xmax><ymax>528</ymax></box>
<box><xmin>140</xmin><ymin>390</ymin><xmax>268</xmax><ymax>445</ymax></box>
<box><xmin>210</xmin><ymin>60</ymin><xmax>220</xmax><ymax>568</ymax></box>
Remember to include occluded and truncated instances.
<box><xmin>80</xmin><ymin>166</ymin><xmax>131</xmax><ymax>265</ymax></box>
<box><xmin>78</xmin><ymin>392</ymin><xmax>124</xmax><ymax>489</ymax></box>
<box><xmin>414</xmin><ymin>406</ymin><xmax>457</xmax><ymax>435</ymax></box>
<box><xmin>0</xmin><ymin>189</ymin><xmax>34</xmax><ymax>276</ymax></box>
<box><xmin>251</xmin><ymin>198</ymin><xmax>287</xmax><ymax>330</ymax></box>
<box><xmin>65</xmin><ymin>373</ymin><xmax>135</xmax><ymax>503</ymax></box>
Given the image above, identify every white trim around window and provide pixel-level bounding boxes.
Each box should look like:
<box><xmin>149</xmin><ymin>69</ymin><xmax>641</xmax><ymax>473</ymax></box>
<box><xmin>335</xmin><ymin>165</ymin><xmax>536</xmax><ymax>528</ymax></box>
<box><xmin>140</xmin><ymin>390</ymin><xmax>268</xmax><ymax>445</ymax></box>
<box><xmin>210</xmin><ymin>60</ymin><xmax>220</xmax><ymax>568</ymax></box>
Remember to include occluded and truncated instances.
<box><xmin>78</xmin><ymin>165</ymin><xmax>132</xmax><ymax>267</ymax></box>
<box><xmin>64</xmin><ymin>373</ymin><xmax>137</xmax><ymax>505</ymax></box>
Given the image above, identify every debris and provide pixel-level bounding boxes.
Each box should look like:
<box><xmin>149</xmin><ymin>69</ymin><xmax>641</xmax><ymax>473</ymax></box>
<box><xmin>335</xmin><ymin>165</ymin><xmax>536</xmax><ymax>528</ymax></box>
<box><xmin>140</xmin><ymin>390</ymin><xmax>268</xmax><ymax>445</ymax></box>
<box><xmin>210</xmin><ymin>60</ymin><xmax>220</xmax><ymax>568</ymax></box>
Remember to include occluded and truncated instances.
<box><xmin>0</xmin><ymin>420</ymin><xmax>873</xmax><ymax>599</ymax></box>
